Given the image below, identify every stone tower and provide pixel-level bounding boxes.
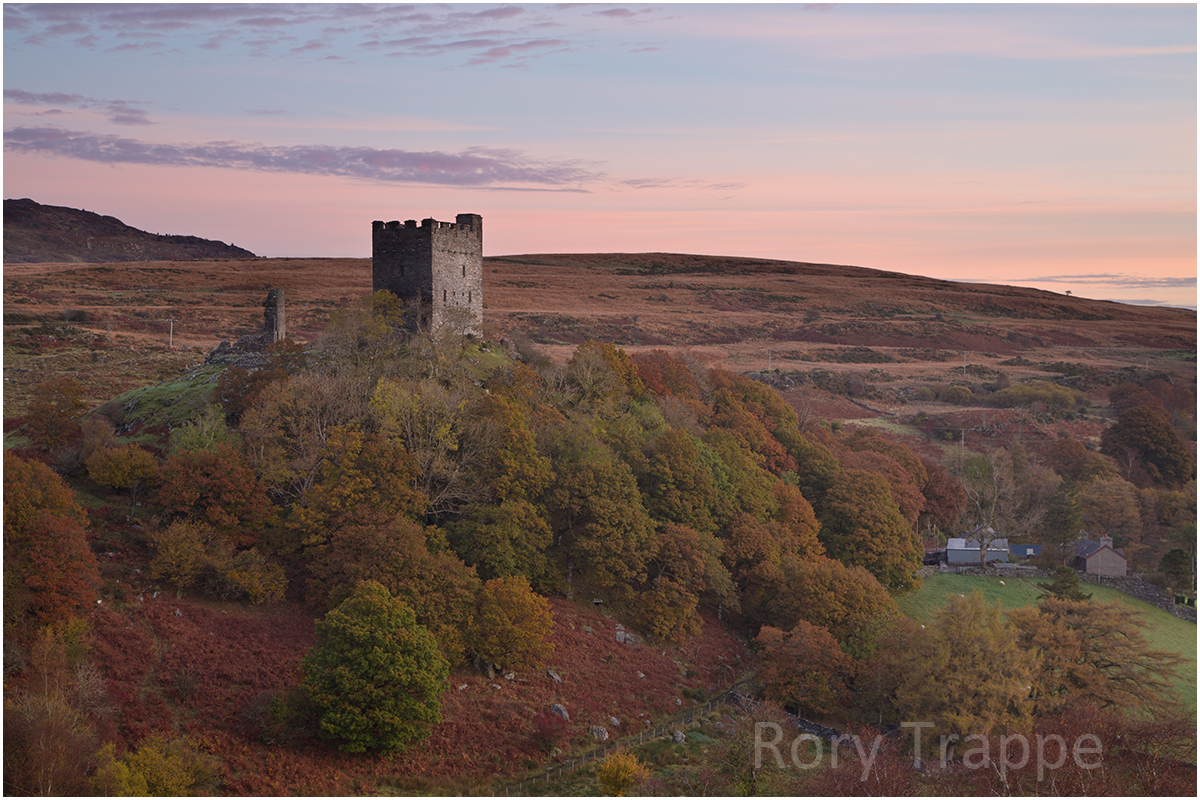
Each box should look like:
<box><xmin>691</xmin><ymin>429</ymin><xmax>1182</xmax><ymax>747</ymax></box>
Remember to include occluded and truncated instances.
<box><xmin>263</xmin><ymin>288</ymin><xmax>285</xmax><ymax>343</ymax></box>
<box><xmin>372</xmin><ymin>213</ymin><xmax>483</xmax><ymax>336</ymax></box>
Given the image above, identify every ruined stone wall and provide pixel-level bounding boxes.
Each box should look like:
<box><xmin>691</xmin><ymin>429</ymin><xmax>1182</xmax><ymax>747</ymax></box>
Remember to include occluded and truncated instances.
<box><xmin>263</xmin><ymin>288</ymin><xmax>285</xmax><ymax>343</ymax></box>
<box><xmin>372</xmin><ymin>214</ymin><xmax>482</xmax><ymax>335</ymax></box>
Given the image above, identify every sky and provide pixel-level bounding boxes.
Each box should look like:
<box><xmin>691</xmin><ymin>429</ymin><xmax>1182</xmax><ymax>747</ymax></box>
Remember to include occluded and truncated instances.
<box><xmin>3</xmin><ymin>3</ymin><xmax>1196</xmax><ymax>308</ymax></box>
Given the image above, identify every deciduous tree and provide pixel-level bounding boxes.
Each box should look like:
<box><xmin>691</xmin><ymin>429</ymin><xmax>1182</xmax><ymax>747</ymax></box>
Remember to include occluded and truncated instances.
<box><xmin>756</xmin><ymin>620</ymin><xmax>852</xmax><ymax>716</ymax></box>
<box><xmin>155</xmin><ymin>444</ymin><xmax>275</xmax><ymax>546</ymax></box>
<box><xmin>469</xmin><ymin>576</ymin><xmax>554</xmax><ymax>672</ymax></box>
<box><xmin>1009</xmin><ymin>598</ymin><xmax>1183</xmax><ymax>716</ymax></box>
<box><xmin>302</xmin><ymin>580</ymin><xmax>449</xmax><ymax>753</ymax></box>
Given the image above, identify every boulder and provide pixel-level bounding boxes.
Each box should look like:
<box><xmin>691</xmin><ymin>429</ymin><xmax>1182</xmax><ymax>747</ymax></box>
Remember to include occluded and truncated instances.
<box><xmin>673</xmin><ymin>730</ymin><xmax>686</xmax><ymax>744</ymax></box>
<box><xmin>550</xmin><ymin>703</ymin><xmax>570</xmax><ymax>722</ymax></box>
<box><xmin>609</xmin><ymin>715</ymin><xmax>621</xmax><ymax>728</ymax></box>
<box><xmin>547</xmin><ymin>669</ymin><xmax>563</xmax><ymax>684</ymax></box>
<box><xmin>590</xmin><ymin>725</ymin><xmax>609</xmax><ymax>742</ymax></box>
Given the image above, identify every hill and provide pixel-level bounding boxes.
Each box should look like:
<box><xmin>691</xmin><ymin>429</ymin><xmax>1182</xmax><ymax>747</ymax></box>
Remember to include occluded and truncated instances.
<box><xmin>3</xmin><ymin>198</ymin><xmax>257</xmax><ymax>263</ymax></box>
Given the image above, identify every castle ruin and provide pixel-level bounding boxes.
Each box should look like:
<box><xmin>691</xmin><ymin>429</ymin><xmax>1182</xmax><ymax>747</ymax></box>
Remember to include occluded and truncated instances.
<box><xmin>372</xmin><ymin>213</ymin><xmax>483</xmax><ymax>336</ymax></box>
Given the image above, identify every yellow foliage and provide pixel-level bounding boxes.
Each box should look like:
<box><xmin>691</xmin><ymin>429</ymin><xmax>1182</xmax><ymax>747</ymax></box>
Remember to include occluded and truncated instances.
<box><xmin>597</xmin><ymin>750</ymin><xmax>649</xmax><ymax>797</ymax></box>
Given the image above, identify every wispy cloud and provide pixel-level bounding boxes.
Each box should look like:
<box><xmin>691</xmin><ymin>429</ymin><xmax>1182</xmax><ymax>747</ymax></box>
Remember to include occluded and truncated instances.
<box><xmin>4</xmin><ymin>89</ymin><xmax>154</xmax><ymax>125</ymax></box>
<box><xmin>3</xmin><ymin>126</ymin><xmax>601</xmax><ymax>189</ymax></box>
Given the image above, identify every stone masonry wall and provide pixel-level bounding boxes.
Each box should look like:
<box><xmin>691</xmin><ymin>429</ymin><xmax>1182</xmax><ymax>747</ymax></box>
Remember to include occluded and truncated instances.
<box><xmin>372</xmin><ymin>214</ymin><xmax>482</xmax><ymax>335</ymax></box>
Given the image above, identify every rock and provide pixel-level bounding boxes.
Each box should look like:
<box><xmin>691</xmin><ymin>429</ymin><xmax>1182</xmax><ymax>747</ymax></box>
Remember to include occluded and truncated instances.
<box><xmin>637</xmin><ymin>671</ymin><xmax>646</xmax><ymax>679</ymax></box>
<box><xmin>590</xmin><ymin>725</ymin><xmax>609</xmax><ymax>742</ymax></box>
<box><xmin>547</xmin><ymin>669</ymin><xmax>563</xmax><ymax>684</ymax></box>
<box><xmin>673</xmin><ymin>730</ymin><xmax>686</xmax><ymax>744</ymax></box>
<box><xmin>550</xmin><ymin>703</ymin><xmax>570</xmax><ymax>721</ymax></box>
<box><xmin>609</xmin><ymin>715</ymin><xmax>621</xmax><ymax>727</ymax></box>
<box><xmin>173</xmin><ymin>608</ymin><xmax>183</xmax><ymax>617</ymax></box>
<box><xmin>615</xmin><ymin>626</ymin><xmax>644</xmax><ymax>647</ymax></box>
<box><xmin>584</xmin><ymin>625</ymin><xmax>593</xmax><ymax>634</ymax></box>
<box><xmin>504</xmin><ymin>671</ymin><xmax>516</xmax><ymax>681</ymax></box>
<box><xmin>457</xmin><ymin>684</ymin><xmax>468</xmax><ymax>690</ymax></box>
<box><xmin>675</xmin><ymin>698</ymin><xmax>683</xmax><ymax>706</ymax></box>
<box><xmin>489</xmin><ymin>683</ymin><xmax>502</xmax><ymax>690</ymax></box>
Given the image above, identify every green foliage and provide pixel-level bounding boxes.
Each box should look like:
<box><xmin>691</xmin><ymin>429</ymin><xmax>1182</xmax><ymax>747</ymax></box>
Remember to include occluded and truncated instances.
<box><xmin>1159</xmin><ymin>548</ymin><xmax>1194</xmax><ymax>591</ymax></box>
<box><xmin>169</xmin><ymin>403</ymin><xmax>240</xmax><ymax>452</ymax></box>
<box><xmin>1101</xmin><ymin>405</ymin><xmax>1193</xmax><ymax>486</ymax></box>
<box><xmin>447</xmin><ymin>499</ymin><xmax>552</xmax><ymax>587</ymax></box>
<box><xmin>1037</xmin><ymin>565</ymin><xmax>1092</xmax><ymax>602</ymax></box>
<box><xmin>147</xmin><ymin>520</ymin><xmax>287</xmax><ymax>604</ymax></box>
<box><xmin>91</xmin><ymin>734</ymin><xmax>218</xmax><ymax>796</ymax></box>
<box><xmin>302</xmin><ymin>580</ymin><xmax>449</xmax><ymax>753</ymax></box>
<box><xmin>939</xmin><ymin>384</ymin><xmax>973</xmax><ymax>404</ymax></box>
<box><xmin>817</xmin><ymin>469</ymin><xmax>923</xmax><ymax>593</ymax></box>
<box><xmin>985</xmin><ymin>380</ymin><xmax>1086</xmax><ymax>412</ymax></box>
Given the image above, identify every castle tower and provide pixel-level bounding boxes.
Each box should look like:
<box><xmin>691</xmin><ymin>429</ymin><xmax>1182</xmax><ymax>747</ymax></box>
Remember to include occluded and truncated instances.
<box><xmin>372</xmin><ymin>213</ymin><xmax>483</xmax><ymax>336</ymax></box>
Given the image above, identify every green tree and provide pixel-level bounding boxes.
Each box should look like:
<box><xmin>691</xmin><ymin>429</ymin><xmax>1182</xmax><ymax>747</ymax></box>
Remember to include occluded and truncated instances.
<box><xmin>169</xmin><ymin>403</ymin><xmax>239</xmax><ymax>453</ymax></box>
<box><xmin>1101</xmin><ymin>405</ymin><xmax>1193</xmax><ymax>487</ymax></box>
<box><xmin>447</xmin><ymin>499</ymin><xmax>553</xmax><ymax>587</ymax></box>
<box><xmin>1159</xmin><ymin>548</ymin><xmax>1194</xmax><ymax>592</ymax></box>
<box><xmin>85</xmin><ymin>443</ymin><xmax>159</xmax><ymax>502</ymax></box>
<box><xmin>895</xmin><ymin>592</ymin><xmax>1034</xmax><ymax>745</ymax></box>
<box><xmin>302</xmin><ymin>580</ymin><xmax>449</xmax><ymax>753</ymax></box>
<box><xmin>1036</xmin><ymin>565</ymin><xmax>1092</xmax><ymax>602</ymax></box>
<box><xmin>1041</xmin><ymin>479</ymin><xmax>1083</xmax><ymax>565</ymax></box>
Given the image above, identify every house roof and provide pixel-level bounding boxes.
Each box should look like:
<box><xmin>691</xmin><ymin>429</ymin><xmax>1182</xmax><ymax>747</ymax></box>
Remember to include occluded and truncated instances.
<box><xmin>1074</xmin><ymin>538</ymin><xmax>1125</xmax><ymax>560</ymax></box>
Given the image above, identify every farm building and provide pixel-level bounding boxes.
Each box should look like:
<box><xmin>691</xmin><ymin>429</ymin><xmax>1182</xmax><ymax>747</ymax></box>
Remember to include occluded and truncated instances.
<box><xmin>946</xmin><ymin>532</ymin><xmax>1010</xmax><ymax>565</ymax></box>
<box><xmin>1009</xmin><ymin>543</ymin><xmax>1043</xmax><ymax>559</ymax></box>
<box><xmin>1073</xmin><ymin>536</ymin><xmax>1128</xmax><ymax>578</ymax></box>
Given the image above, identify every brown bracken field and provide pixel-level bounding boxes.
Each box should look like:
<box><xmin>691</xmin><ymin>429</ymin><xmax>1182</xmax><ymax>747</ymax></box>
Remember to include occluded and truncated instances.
<box><xmin>4</xmin><ymin>252</ymin><xmax>1194</xmax><ymax>425</ymax></box>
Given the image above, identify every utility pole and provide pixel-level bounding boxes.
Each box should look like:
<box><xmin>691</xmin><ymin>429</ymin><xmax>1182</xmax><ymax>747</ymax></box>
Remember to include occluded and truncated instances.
<box><xmin>169</xmin><ymin>318</ymin><xmax>174</xmax><ymax>349</ymax></box>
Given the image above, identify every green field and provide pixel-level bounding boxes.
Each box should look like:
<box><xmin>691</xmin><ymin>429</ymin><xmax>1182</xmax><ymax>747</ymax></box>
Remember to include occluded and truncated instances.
<box><xmin>898</xmin><ymin>572</ymin><xmax>1198</xmax><ymax>713</ymax></box>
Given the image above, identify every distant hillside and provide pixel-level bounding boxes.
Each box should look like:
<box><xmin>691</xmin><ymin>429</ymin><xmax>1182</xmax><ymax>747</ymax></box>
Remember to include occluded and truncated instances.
<box><xmin>3</xmin><ymin>198</ymin><xmax>257</xmax><ymax>263</ymax></box>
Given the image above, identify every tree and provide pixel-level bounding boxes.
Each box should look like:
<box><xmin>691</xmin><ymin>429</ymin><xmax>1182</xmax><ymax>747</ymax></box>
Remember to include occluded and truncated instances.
<box><xmin>817</xmin><ymin>469</ymin><xmax>923</xmax><ymax>593</ymax></box>
<box><xmin>469</xmin><ymin>576</ymin><xmax>554</xmax><ymax>672</ymax></box>
<box><xmin>303</xmin><ymin>514</ymin><xmax>480</xmax><ymax>664</ymax></box>
<box><xmin>895</xmin><ymin>592</ymin><xmax>1034</xmax><ymax>745</ymax></box>
<box><xmin>918</xmin><ymin>455</ymin><xmax>967</xmax><ymax>535</ymax></box>
<box><xmin>1159</xmin><ymin>548</ymin><xmax>1194</xmax><ymax>593</ymax></box>
<box><xmin>302</xmin><ymin>581</ymin><xmax>449</xmax><ymax>753</ymax></box>
<box><xmin>1101</xmin><ymin>405</ymin><xmax>1193</xmax><ymax>487</ymax></box>
<box><xmin>636</xmin><ymin>523</ymin><xmax>737</xmax><ymax>644</ymax></box>
<box><xmin>447</xmin><ymin>499</ymin><xmax>553</xmax><ymax>587</ymax></box>
<box><xmin>1041</xmin><ymin>479</ymin><xmax>1083</xmax><ymax>564</ymax></box>
<box><xmin>1009</xmin><ymin>598</ymin><xmax>1183</xmax><ymax>716</ymax></box>
<box><xmin>85</xmin><ymin>444</ymin><xmax>158</xmax><ymax>502</ymax></box>
<box><xmin>597</xmin><ymin>751</ymin><xmax>649</xmax><ymax>797</ymax></box>
<box><xmin>1036</xmin><ymin>565</ymin><xmax>1092</xmax><ymax>602</ymax></box>
<box><xmin>24</xmin><ymin>376</ymin><xmax>89</xmax><ymax>451</ymax></box>
<box><xmin>4</xmin><ymin>456</ymin><xmax>96</xmax><ymax>635</ymax></box>
<box><xmin>154</xmin><ymin>444</ymin><xmax>275</xmax><ymax>547</ymax></box>
<box><xmin>756</xmin><ymin>621</ymin><xmax>852</xmax><ymax>716</ymax></box>
<box><xmin>169</xmin><ymin>403</ymin><xmax>239</xmax><ymax>453</ymax></box>
<box><xmin>1079</xmin><ymin>476</ymin><xmax>1142</xmax><ymax>549</ymax></box>
<box><xmin>754</xmin><ymin>555</ymin><xmax>898</xmax><ymax>639</ymax></box>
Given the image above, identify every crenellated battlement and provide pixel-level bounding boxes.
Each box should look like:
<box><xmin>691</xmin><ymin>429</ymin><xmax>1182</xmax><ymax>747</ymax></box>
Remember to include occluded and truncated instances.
<box><xmin>372</xmin><ymin>213</ymin><xmax>483</xmax><ymax>335</ymax></box>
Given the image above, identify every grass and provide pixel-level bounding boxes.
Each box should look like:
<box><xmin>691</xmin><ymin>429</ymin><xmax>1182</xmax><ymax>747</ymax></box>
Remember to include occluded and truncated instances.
<box><xmin>899</xmin><ymin>572</ymin><xmax>1197</xmax><ymax>713</ymax></box>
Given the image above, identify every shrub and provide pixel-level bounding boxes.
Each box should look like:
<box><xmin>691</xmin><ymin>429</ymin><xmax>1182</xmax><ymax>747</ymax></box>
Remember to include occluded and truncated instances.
<box><xmin>597</xmin><ymin>751</ymin><xmax>649</xmax><ymax>797</ymax></box>
<box><xmin>939</xmin><ymin>385</ymin><xmax>973</xmax><ymax>404</ymax></box>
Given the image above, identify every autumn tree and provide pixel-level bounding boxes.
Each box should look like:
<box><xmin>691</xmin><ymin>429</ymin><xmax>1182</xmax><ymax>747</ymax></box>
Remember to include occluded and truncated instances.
<box><xmin>756</xmin><ymin>620</ymin><xmax>852</xmax><ymax>716</ymax></box>
<box><xmin>1009</xmin><ymin>598</ymin><xmax>1183</xmax><ymax>716</ymax></box>
<box><xmin>753</xmin><ymin>555</ymin><xmax>898</xmax><ymax>639</ymax></box>
<box><xmin>816</xmin><ymin>468</ymin><xmax>922</xmax><ymax>593</ymax></box>
<box><xmin>895</xmin><ymin>592</ymin><xmax>1035</xmax><ymax>747</ymax></box>
<box><xmin>636</xmin><ymin>522</ymin><xmax>737</xmax><ymax>644</ymax></box>
<box><xmin>4</xmin><ymin>456</ymin><xmax>98</xmax><ymax>635</ymax></box>
<box><xmin>542</xmin><ymin>426</ymin><xmax>657</xmax><ymax>600</ymax></box>
<box><xmin>154</xmin><ymin>444</ymin><xmax>275</xmax><ymax>547</ymax></box>
<box><xmin>238</xmin><ymin>370</ymin><xmax>373</xmax><ymax>502</ymax></box>
<box><xmin>310</xmin><ymin>290</ymin><xmax>407</xmax><ymax>381</ymax></box>
<box><xmin>447</xmin><ymin>500</ymin><xmax>553</xmax><ymax>587</ymax></box>
<box><xmin>469</xmin><ymin>576</ymin><xmax>554</xmax><ymax>673</ymax></box>
<box><xmin>302</xmin><ymin>580</ymin><xmax>449</xmax><ymax>753</ymax></box>
<box><xmin>838</xmin><ymin>428</ymin><xmax>929</xmax><ymax>528</ymax></box>
<box><xmin>302</xmin><ymin>514</ymin><xmax>480</xmax><ymax>664</ymax></box>
<box><xmin>85</xmin><ymin>443</ymin><xmax>158</xmax><ymax>502</ymax></box>
<box><xmin>918</xmin><ymin>455</ymin><xmax>967</xmax><ymax>536</ymax></box>
<box><xmin>1159</xmin><ymin>548</ymin><xmax>1194</xmax><ymax>593</ymax></box>
<box><xmin>564</xmin><ymin>340</ymin><xmax>645</xmax><ymax>412</ymax></box>
<box><xmin>1079</xmin><ymin>476</ymin><xmax>1142</xmax><ymax>549</ymax></box>
<box><xmin>707</xmin><ymin>369</ymin><xmax>799</xmax><ymax>475</ymax></box>
<box><xmin>146</xmin><ymin>520</ymin><xmax>286</xmax><ymax>604</ymax></box>
<box><xmin>24</xmin><ymin>376</ymin><xmax>89</xmax><ymax>451</ymax></box>
<box><xmin>597</xmin><ymin>751</ymin><xmax>650</xmax><ymax>797</ymax></box>
<box><xmin>287</xmin><ymin>422</ymin><xmax>425</xmax><ymax>551</ymax></box>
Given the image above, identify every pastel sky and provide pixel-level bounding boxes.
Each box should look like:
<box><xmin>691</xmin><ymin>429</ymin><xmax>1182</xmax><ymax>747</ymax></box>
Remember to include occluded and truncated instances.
<box><xmin>4</xmin><ymin>3</ymin><xmax>1196</xmax><ymax>307</ymax></box>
